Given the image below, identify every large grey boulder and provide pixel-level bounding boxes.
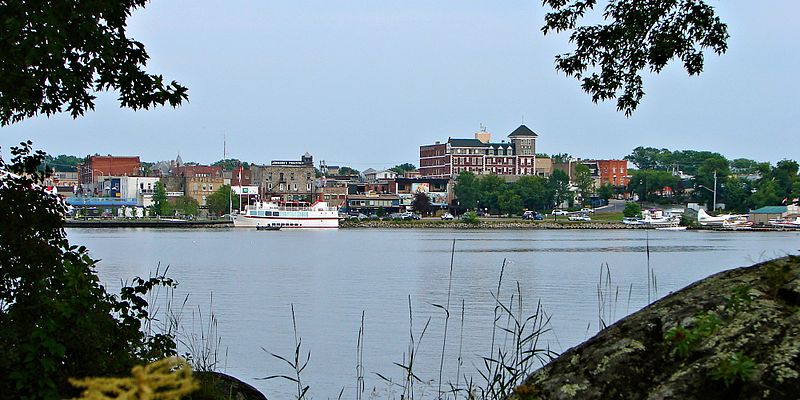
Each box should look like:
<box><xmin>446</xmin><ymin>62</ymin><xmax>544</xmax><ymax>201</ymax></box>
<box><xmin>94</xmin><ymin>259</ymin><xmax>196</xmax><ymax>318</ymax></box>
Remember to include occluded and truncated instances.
<box><xmin>513</xmin><ymin>255</ymin><xmax>800</xmax><ymax>399</ymax></box>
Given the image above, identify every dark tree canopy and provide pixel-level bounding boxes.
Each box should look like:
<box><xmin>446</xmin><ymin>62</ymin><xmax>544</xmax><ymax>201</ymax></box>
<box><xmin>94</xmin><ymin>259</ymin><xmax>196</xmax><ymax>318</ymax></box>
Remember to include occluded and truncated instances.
<box><xmin>0</xmin><ymin>0</ymin><xmax>188</xmax><ymax>126</ymax></box>
<box><xmin>542</xmin><ymin>0</ymin><xmax>728</xmax><ymax>115</ymax></box>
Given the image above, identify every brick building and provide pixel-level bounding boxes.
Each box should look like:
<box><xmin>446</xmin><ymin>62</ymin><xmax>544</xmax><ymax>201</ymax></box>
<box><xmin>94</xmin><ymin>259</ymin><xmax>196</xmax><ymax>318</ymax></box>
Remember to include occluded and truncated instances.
<box><xmin>591</xmin><ymin>159</ymin><xmax>630</xmax><ymax>187</ymax></box>
<box><xmin>78</xmin><ymin>155</ymin><xmax>141</xmax><ymax>185</ymax></box>
<box><xmin>251</xmin><ymin>153</ymin><xmax>316</xmax><ymax>202</ymax></box>
<box><xmin>419</xmin><ymin>125</ymin><xmax>538</xmax><ymax>178</ymax></box>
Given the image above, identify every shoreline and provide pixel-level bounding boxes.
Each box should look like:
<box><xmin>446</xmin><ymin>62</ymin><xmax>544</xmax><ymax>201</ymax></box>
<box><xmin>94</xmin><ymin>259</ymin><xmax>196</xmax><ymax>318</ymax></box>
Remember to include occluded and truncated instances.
<box><xmin>63</xmin><ymin>219</ymin><xmax>797</xmax><ymax>231</ymax></box>
<box><xmin>65</xmin><ymin>219</ymin><xmax>232</xmax><ymax>228</ymax></box>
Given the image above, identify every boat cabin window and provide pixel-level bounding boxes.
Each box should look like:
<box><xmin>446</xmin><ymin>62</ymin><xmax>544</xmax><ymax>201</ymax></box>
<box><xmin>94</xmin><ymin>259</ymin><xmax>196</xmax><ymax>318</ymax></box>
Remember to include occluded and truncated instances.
<box><xmin>273</xmin><ymin>212</ymin><xmax>279</xmax><ymax>217</ymax></box>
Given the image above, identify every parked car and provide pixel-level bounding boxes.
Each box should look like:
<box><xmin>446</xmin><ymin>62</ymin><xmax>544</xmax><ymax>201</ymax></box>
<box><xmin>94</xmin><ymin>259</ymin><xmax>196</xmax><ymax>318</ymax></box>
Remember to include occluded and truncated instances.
<box><xmin>568</xmin><ymin>213</ymin><xmax>592</xmax><ymax>221</ymax></box>
<box><xmin>401</xmin><ymin>212</ymin><xmax>421</xmax><ymax>220</ymax></box>
<box><xmin>441</xmin><ymin>212</ymin><xmax>454</xmax><ymax>220</ymax></box>
<box><xmin>349</xmin><ymin>213</ymin><xmax>368</xmax><ymax>220</ymax></box>
<box><xmin>368</xmin><ymin>214</ymin><xmax>380</xmax><ymax>220</ymax></box>
<box><xmin>523</xmin><ymin>211</ymin><xmax>544</xmax><ymax>220</ymax></box>
<box><xmin>551</xmin><ymin>209</ymin><xmax>569</xmax><ymax>216</ymax></box>
<box><xmin>580</xmin><ymin>207</ymin><xmax>595</xmax><ymax>214</ymax></box>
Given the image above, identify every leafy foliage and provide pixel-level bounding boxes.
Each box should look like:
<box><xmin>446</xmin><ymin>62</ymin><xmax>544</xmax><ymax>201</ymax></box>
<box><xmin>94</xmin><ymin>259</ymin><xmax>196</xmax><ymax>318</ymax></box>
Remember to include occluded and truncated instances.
<box><xmin>212</xmin><ymin>159</ymin><xmax>249</xmax><ymax>170</ymax></box>
<box><xmin>453</xmin><ymin>171</ymin><xmax>479</xmax><ymax>211</ymax></box>
<box><xmin>575</xmin><ymin>164</ymin><xmax>595</xmax><ymax>201</ymax></box>
<box><xmin>173</xmin><ymin>195</ymin><xmax>199</xmax><ymax>216</ymax></box>
<box><xmin>710</xmin><ymin>352</ymin><xmax>757</xmax><ymax>387</ymax></box>
<box><xmin>206</xmin><ymin>184</ymin><xmax>240</xmax><ymax>216</ymax></box>
<box><xmin>389</xmin><ymin>163</ymin><xmax>417</xmax><ymax>175</ymax></box>
<box><xmin>411</xmin><ymin>191</ymin><xmax>432</xmax><ymax>215</ymax></box>
<box><xmin>623</xmin><ymin>202</ymin><xmax>641</xmax><ymax>218</ymax></box>
<box><xmin>549</xmin><ymin>169</ymin><xmax>572</xmax><ymax>208</ymax></box>
<box><xmin>70</xmin><ymin>357</ymin><xmax>197</xmax><ymax>400</ymax></box>
<box><xmin>542</xmin><ymin>0</ymin><xmax>728</xmax><ymax>115</ymax></box>
<box><xmin>337</xmin><ymin>166</ymin><xmax>360</xmax><ymax>176</ymax></box>
<box><xmin>150</xmin><ymin>181</ymin><xmax>170</xmax><ymax>216</ymax></box>
<box><xmin>628</xmin><ymin>169</ymin><xmax>680</xmax><ymax>202</ymax></box>
<box><xmin>0</xmin><ymin>0</ymin><xmax>188</xmax><ymax>125</ymax></box>
<box><xmin>43</xmin><ymin>154</ymin><xmax>84</xmax><ymax>172</ymax></box>
<box><xmin>461</xmin><ymin>211</ymin><xmax>479</xmax><ymax>224</ymax></box>
<box><xmin>597</xmin><ymin>183</ymin><xmax>615</xmax><ymax>201</ymax></box>
<box><xmin>454</xmin><ymin>171</ymin><xmax>568</xmax><ymax>214</ymax></box>
<box><xmin>1</xmin><ymin>143</ymin><xmax>178</xmax><ymax>399</ymax></box>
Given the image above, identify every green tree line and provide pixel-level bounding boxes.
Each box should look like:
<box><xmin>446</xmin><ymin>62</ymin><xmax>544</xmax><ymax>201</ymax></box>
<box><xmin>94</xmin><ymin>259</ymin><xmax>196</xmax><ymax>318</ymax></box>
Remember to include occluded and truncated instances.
<box><xmin>626</xmin><ymin>148</ymin><xmax>799</xmax><ymax>212</ymax></box>
<box><xmin>453</xmin><ymin>170</ymin><xmax>606</xmax><ymax>215</ymax></box>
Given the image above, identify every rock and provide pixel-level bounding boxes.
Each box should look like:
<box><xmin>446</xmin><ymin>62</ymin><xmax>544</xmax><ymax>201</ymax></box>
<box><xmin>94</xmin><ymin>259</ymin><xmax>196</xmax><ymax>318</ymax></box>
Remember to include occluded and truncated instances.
<box><xmin>512</xmin><ymin>256</ymin><xmax>800</xmax><ymax>400</ymax></box>
<box><xmin>190</xmin><ymin>371</ymin><xmax>267</xmax><ymax>400</ymax></box>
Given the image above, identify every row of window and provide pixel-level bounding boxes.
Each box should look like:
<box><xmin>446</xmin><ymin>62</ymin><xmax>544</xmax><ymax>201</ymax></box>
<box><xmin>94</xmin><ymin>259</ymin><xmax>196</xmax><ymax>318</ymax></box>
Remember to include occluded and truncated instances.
<box><xmin>349</xmin><ymin>200</ymin><xmax>395</xmax><ymax>207</ymax></box>
<box><xmin>453</xmin><ymin>147</ymin><xmax>518</xmax><ymax>156</ymax></box>
<box><xmin>267</xmin><ymin>172</ymin><xmax>313</xmax><ymax>181</ymax></box>
<box><xmin>267</xmin><ymin>183</ymin><xmax>312</xmax><ymax>191</ymax></box>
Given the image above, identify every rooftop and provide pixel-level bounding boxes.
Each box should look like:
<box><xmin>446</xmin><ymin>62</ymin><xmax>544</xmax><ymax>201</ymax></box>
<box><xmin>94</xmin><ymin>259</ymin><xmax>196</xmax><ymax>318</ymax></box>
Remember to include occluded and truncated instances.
<box><xmin>507</xmin><ymin>124</ymin><xmax>538</xmax><ymax>138</ymax></box>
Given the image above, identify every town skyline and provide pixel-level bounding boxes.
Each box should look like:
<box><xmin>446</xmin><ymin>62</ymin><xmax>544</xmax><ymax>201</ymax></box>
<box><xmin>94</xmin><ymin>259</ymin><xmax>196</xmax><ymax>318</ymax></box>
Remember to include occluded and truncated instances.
<box><xmin>2</xmin><ymin>1</ymin><xmax>798</xmax><ymax>166</ymax></box>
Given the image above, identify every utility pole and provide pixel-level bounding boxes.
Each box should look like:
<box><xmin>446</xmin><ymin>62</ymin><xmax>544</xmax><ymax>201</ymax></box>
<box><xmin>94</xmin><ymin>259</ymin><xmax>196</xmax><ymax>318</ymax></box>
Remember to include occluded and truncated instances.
<box><xmin>713</xmin><ymin>170</ymin><xmax>717</xmax><ymax>211</ymax></box>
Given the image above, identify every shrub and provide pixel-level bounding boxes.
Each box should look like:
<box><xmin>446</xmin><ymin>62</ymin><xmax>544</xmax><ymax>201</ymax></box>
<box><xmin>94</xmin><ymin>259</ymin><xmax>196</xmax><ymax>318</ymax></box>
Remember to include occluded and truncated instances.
<box><xmin>462</xmin><ymin>211</ymin><xmax>479</xmax><ymax>224</ymax></box>
<box><xmin>623</xmin><ymin>202</ymin><xmax>642</xmax><ymax>218</ymax></box>
<box><xmin>0</xmin><ymin>143</ymin><xmax>177</xmax><ymax>399</ymax></box>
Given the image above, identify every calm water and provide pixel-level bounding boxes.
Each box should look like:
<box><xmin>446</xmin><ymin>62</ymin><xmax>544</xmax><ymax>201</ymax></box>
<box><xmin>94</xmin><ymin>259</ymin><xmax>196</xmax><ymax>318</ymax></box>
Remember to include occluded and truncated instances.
<box><xmin>67</xmin><ymin>228</ymin><xmax>800</xmax><ymax>398</ymax></box>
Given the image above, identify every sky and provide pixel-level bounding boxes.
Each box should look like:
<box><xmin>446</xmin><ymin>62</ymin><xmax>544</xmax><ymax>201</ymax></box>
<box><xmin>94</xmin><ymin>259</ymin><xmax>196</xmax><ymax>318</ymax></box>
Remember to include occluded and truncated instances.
<box><xmin>1</xmin><ymin>0</ymin><xmax>798</xmax><ymax>169</ymax></box>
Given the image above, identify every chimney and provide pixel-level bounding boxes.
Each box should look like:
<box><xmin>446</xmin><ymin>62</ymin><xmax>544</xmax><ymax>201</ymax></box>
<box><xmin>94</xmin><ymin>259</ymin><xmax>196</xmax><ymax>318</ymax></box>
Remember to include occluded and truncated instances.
<box><xmin>475</xmin><ymin>131</ymin><xmax>491</xmax><ymax>143</ymax></box>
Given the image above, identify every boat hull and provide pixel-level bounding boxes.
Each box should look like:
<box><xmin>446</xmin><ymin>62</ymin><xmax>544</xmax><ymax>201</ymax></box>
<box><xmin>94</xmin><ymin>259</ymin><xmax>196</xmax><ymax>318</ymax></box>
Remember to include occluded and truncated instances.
<box><xmin>232</xmin><ymin>214</ymin><xmax>339</xmax><ymax>229</ymax></box>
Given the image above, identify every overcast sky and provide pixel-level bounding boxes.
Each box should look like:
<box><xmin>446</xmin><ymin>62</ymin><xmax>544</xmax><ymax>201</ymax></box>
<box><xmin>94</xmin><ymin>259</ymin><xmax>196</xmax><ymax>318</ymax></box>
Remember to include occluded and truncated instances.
<box><xmin>2</xmin><ymin>0</ymin><xmax>798</xmax><ymax>169</ymax></box>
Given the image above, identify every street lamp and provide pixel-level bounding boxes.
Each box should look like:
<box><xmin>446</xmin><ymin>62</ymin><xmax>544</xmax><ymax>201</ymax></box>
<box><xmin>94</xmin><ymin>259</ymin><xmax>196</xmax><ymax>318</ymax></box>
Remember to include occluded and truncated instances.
<box><xmin>696</xmin><ymin>170</ymin><xmax>718</xmax><ymax>211</ymax></box>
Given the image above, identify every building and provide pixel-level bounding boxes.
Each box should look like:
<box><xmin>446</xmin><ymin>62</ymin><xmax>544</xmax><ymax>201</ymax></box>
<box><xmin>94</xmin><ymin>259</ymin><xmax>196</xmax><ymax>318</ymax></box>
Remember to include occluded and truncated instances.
<box><xmin>363</xmin><ymin>169</ymin><xmax>398</xmax><ymax>183</ymax></box>
<box><xmin>534</xmin><ymin>158</ymin><xmax>553</xmax><ymax>178</ymax></box>
<box><xmin>591</xmin><ymin>159</ymin><xmax>630</xmax><ymax>187</ymax></box>
<box><xmin>390</xmin><ymin>177</ymin><xmax>451</xmax><ymax>212</ymax></box>
<box><xmin>419</xmin><ymin>125</ymin><xmax>538</xmax><ymax>178</ymax></box>
<box><xmin>172</xmin><ymin>165</ymin><xmax>223</xmax><ymax>179</ymax></box>
<box><xmin>749</xmin><ymin>205</ymin><xmax>799</xmax><ymax>225</ymax></box>
<box><xmin>251</xmin><ymin>153</ymin><xmax>316</xmax><ymax>202</ymax></box>
<box><xmin>346</xmin><ymin>194</ymin><xmax>401</xmax><ymax>215</ymax></box>
<box><xmin>77</xmin><ymin>155</ymin><xmax>141</xmax><ymax>186</ymax></box>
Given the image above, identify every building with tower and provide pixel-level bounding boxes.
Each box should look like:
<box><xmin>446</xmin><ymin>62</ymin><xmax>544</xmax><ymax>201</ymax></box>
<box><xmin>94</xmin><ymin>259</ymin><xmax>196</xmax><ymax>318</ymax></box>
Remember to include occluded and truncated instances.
<box><xmin>419</xmin><ymin>125</ymin><xmax>539</xmax><ymax>178</ymax></box>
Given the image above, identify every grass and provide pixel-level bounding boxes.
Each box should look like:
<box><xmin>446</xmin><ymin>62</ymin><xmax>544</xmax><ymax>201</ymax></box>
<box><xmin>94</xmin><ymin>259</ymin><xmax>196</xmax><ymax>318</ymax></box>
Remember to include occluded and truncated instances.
<box><xmin>258</xmin><ymin>247</ymin><xmax>558</xmax><ymax>400</ymax></box>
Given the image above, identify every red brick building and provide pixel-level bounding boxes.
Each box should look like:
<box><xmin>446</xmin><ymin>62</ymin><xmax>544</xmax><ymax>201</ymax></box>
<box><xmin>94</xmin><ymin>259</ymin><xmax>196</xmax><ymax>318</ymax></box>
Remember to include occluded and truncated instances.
<box><xmin>419</xmin><ymin>125</ymin><xmax>539</xmax><ymax>178</ymax></box>
<box><xmin>592</xmin><ymin>160</ymin><xmax>629</xmax><ymax>187</ymax></box>
<box><xmin>77</xmin><ymin>156</ymin><xmax>141</xmax><ymax>185</ymax></box>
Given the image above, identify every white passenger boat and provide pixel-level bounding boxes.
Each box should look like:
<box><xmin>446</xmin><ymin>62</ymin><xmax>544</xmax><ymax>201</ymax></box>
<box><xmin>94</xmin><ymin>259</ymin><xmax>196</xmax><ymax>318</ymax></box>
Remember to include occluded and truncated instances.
<box><xmin>232</xmin><ymin>200</ymin><xmax>339</xmax><ymax>229</ymax></box>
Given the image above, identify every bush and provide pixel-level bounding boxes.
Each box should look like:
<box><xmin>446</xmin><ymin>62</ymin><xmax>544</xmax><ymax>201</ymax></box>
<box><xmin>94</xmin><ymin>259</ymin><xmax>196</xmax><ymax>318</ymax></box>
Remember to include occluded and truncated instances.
<box><xmin>462</xmin><ymin>211</ymin><xmax>479</xmax><ymax>224</ymax></box>
<box><xmin>1</xmin><ymin>143</ymin><xmax>177</xmax><ymax>399</ymax></box>
<box><xmin>623</xmin><ymin>202</ymin><xmax>642</xmax><ymax>218</ymax></box>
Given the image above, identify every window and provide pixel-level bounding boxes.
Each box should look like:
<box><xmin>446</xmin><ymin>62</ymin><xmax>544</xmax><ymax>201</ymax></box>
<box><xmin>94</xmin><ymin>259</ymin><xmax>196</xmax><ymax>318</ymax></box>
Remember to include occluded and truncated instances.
<box><xmin>279</xmin><ymin>183</ymin><xmax>284</xmax><ymax>191</ymax></box>
<box><xmin>293</xmin><ymin>183</ymin><xmax>297</xmax><ymax>191</ymax></box>
<box><xmin>268</xmin><ymin>183</ymin><xmax>273</xmax><ymax>190</ymax></box>
<box><xmin>307</xmin><ymin>183</ymin><xmax>311</xmax><ymax>191</ymax></box>
<box><xmin>290</xmin><ymin>173</ymin><xmax>295</xmax><ymax>180</ymax></box>
<box><xmin>209</xmin><ymin>185</ymin><xmax>213</xmax><ymax>192</ymax></box>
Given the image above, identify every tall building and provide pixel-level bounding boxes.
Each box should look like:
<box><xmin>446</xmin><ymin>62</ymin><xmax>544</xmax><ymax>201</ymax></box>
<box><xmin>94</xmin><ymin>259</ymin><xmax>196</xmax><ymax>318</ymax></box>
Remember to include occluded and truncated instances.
<box><xmin>419</xmin><ymin>125</ymin><xmax>539</xmax><ymax>178</ymax></box>
<box><xmin>251</xmin><ymin>153</ymin><xmax>316</xmax><ymax>202</ymax></box>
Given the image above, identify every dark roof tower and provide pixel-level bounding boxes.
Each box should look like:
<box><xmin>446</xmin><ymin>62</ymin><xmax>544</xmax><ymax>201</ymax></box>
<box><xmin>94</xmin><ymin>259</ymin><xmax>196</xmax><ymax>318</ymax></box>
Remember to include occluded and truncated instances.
<box><xmin>508</xmin><ymin>124</ymin><xmax>538</xmax><ymax>138</ymax></box>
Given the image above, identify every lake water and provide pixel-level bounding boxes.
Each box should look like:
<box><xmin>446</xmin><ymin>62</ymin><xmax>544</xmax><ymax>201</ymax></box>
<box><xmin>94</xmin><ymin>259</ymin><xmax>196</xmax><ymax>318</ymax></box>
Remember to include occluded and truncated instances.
<box><xmin>67</xmin><ymin>228</ymin><xmax>800</xmax><ymax>398</ymax></box>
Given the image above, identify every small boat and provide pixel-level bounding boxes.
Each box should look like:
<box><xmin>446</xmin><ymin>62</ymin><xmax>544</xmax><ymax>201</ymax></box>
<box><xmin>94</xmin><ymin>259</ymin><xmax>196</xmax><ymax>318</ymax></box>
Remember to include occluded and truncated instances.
<box><xmin>656</xmin><ymin>226</ymin><xmax>687</xmax><ymax>231</ymax></box>
<box><xmin>256</xmin><ymin>225</ymin><xmax>281</xmax><ymax>231</ymax></box>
